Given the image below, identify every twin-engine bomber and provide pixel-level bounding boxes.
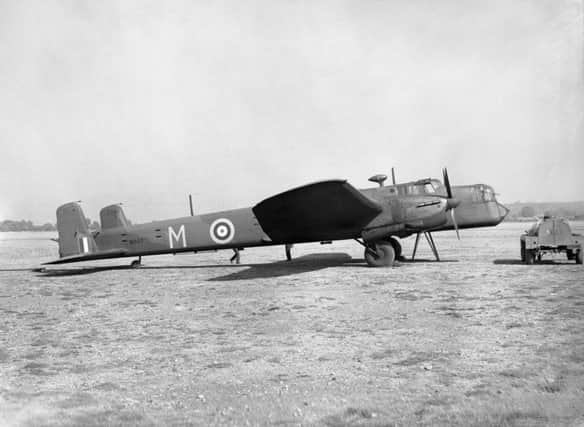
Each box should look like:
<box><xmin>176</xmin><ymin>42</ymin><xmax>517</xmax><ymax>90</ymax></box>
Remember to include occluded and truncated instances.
<box><xmin>45</xmin><ymin>169</ymin><xmax>509</xmax><ymax>268</ymax></box>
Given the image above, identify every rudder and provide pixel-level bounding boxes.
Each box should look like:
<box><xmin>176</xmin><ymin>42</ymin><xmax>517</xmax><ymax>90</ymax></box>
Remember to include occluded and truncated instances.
<box><xmin>55</xmin><ymin>202</ymin><xmax>97</xmax><ymax>258</ymax></box>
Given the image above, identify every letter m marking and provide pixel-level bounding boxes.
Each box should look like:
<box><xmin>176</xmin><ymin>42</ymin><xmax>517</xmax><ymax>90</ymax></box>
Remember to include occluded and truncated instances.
<box><xmin>168</xmin><ymin>224</ymin><xmax>186</xmax><ymax>249</ymax></box>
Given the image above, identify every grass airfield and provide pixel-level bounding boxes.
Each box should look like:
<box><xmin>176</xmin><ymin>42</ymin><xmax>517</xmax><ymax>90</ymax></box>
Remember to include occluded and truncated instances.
<box><xmin>1</xmin><ymin>222</ymin><xmax>583</xmax><ymax>426</ymax></box>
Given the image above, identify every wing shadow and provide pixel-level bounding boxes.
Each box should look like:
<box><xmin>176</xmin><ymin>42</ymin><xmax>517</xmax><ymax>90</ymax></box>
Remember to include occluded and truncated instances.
<box><xmin>208</xmin><ymin>253</ymin><xmax>354</xmax><ymax>281</ymax></box>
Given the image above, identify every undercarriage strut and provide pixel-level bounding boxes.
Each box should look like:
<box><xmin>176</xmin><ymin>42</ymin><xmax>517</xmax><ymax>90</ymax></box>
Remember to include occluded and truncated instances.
<box><xmin>412</xmin><ymin>232</ymin><xmax>440</xmax><ymax>261</ymax></box>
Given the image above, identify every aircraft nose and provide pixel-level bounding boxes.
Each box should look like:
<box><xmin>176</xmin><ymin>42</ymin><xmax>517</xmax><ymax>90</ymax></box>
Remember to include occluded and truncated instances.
<box><xmin>497</xmin><ymin>202</ymin><xmax>510</xmax><ymax>220</ymax></box>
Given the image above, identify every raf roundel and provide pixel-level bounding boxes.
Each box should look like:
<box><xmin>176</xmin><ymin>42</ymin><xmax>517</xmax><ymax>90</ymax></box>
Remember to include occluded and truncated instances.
<box><xmin>209</xmin><ymin>218</ymin><xmax>235</xmax><ymax>244</ymax></box>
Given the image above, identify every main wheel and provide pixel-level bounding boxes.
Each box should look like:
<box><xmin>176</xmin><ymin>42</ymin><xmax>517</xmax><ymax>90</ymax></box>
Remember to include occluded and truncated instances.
<box><xmin>386</xmin><ymin>237</ymin><xmax>403</xmax><ymax>260</ymax></box>
<box><xmin>576</xmin><ymin>247</ymin><xmax>583</xmax><ymax>265</ymax></box>
<box><xmin>567</xmin><ymin>249</ymin><xmax>575</xmax><ymax>261</ymax></box>
<box><xmin>364</xmin><ymin>243</ymin><xmax>396</xmax><ymax>267</ymax></box>
<box><xmin>524</xmin><ymin>249</ymin><xmax>535</xmax><ymax>265</ymax></box>
<box><xmin>520</xmin><ymin>241</ymin><xmax>526</xmax><ymax>262</ymax></box>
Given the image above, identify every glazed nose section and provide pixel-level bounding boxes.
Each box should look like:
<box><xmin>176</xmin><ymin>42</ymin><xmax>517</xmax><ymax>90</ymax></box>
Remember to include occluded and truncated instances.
<box><xmin>497</xmin><ymin>202</ymin><xmax>510</xmax><ymax>221</ymax></box>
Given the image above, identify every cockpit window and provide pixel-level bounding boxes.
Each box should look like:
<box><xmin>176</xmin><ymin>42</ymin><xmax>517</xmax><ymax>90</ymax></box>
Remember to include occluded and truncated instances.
<box><xmin>430</xmin><ymin>179</ymin><xmax>446</xmax><ymax>196</ymax></box>
<box><xmin>424</xmin><ymin>183</ymin><xmax>435</xmax><ymax>194</ymax></box>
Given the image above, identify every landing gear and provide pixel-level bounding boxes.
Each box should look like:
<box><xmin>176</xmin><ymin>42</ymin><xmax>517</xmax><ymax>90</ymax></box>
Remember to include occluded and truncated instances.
<box><xmin>363</xmin><ymin>242</ymin><xmax>396</xmax><ymax>267</ymax></box>
<box><xmin>567</xmin><ymin>249</ymin><xmax>575</xmax><ymax>261</ymax></box>
<box><xmin>524</xmin><ymin>249</ymin><xmax>535</xmax><ymax>265</ymax></box>
<box><xmin>386</xmin><ymin>237</ymin><xmax>403</xmax><ymax>261</ymax></box>
<box><xmin>285</xmin><ymin>244</ymin><xmax>293</xmax><ymax>261</ymax></box>
<box><xmin>576</xmin><ymin>248</ymin><xmax>583</xmax><ymax>265</ymax></box>
<box><xmin>130</xmin><ymin>256</ymin><xmax>142</xmax><ymax>268</ymax></box>
<box><xmin>411</xmin><ymin>232</ymin><xmax>440</xmax><ymax>261</ymax></box>
<box><xmin>230</xmin><ymin>249</ymin><xmax>241</xmax><ymax>264</ymax></box>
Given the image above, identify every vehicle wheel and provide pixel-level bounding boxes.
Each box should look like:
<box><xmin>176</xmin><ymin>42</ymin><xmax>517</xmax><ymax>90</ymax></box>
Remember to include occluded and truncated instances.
<box><xmin>520</xmin><ymin>241</ymin><xmax>526</xmax><ymax>262</ymax></box>
<box><xmin>524</xmin><ymin>249</ymin><xmax>535</xmax><ymax>265</ymax></box>
<box><xmin>364</xmin><ymin>243</ymin><xmax>396</xmax><ymax>267</ymax></box>
<box><xmin>386</xmin><ymin>237</ymin><xmax>403</xmax><ymax>260</ymax></box>
<box><xmin>576</xmin><ymin>247</ymin><xmax>583</xmax><ymax>265</ymax></box>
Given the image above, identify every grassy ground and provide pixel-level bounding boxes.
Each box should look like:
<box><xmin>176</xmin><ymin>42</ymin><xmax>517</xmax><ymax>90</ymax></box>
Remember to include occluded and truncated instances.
<box><xmin>0</xmin><ymin>222</ymin><xmax>583</xmax><ymax>426</ymax></box>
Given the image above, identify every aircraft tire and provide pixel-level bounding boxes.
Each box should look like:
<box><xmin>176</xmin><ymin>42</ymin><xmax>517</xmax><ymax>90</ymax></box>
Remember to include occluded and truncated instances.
<box><xmin>524</xmin><ymin>249</ymin><xmax>535</xmax><ymax>265</ymax></box>
<box><xmin>364</xmin><ymin>243</ymin><xmax>395</xmax><ymax>267</ymax></box>
<box><xmin>520</xmin><ymin>241</ymin><xmax>526</xmax><ymax>262</ymax></box>
<box><xmin>386</xmin><ymin>237</ymin><xmax>402</xmax><ymax>260</ymax></box>
<box><xmin>576</xmin><ymin>247</ymin><xmax>583</xmax><ymax>265</ymax></box>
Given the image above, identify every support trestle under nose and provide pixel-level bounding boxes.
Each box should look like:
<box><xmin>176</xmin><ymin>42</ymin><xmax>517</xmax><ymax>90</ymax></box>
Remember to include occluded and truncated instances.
<box><xmin>412</xmin><ymin>232</ymin><xmax>441</xmax><ymax>261</ymax></box>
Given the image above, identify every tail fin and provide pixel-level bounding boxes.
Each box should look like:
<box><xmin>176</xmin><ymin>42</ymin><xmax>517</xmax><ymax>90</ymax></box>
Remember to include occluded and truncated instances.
<box><xmin>99</xmin><ymin>204</ymin><xmax>129</xmax><ymax>230</ymax></box>
<box><xmin>55</xmin><ymin>202</ymin><xmax>97</xmax><ymax>258</ymax></box>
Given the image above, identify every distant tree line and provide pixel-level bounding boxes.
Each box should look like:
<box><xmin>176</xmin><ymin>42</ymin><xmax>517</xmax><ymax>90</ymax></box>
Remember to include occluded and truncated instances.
<box><xmin>505</xmin><ymin>202</ymin><xmax>584</xmax><ymax>221</ymax></box>
<box><xmin>0</xmin><ymin>220</ymin><xmax>56</xmax><ymax>232</ymax></box>
<box><xmin>0</xmin><ymin>218</ymin><xmax>101</xmax><ymax>232</ymax></box>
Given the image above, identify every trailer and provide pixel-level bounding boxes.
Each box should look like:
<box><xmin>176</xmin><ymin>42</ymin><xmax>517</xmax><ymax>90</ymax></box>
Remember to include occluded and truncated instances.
<box><xmin>520</xmin><ymin>217</ymin><xmax>583</xmax><ymax>264</ymax></box>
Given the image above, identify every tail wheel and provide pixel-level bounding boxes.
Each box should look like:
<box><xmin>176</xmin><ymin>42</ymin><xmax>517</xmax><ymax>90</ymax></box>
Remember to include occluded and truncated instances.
<box><xmin>364</xmin><ymin>243</ymin><xmax>396</xmax><ymax>267</ymax></box>
<box><xmin>524</xmin><ymin>249</ymin><xmax>535</xmax><ymax>265</ymax></box>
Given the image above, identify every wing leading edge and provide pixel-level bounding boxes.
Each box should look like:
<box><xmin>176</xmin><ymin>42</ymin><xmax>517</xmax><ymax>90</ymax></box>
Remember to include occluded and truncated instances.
<box><xmin>253</xmin><ymin>180</ymin><xmax>382</xmax><ymax>243</ymax></box>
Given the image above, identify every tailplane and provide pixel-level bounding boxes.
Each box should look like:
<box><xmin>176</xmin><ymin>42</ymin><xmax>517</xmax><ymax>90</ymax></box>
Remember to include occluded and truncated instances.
<box><xmin>55</xmin><ymin>202</ymin><xmax>97</xmax><ymax>258</ymax></box>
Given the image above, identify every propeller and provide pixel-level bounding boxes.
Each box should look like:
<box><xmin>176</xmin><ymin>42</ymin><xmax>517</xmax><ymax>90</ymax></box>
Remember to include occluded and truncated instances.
<box><xmin>442</xmin><ymin>167</ymin><xmax>460</xmax><ymax>240</ymax></box>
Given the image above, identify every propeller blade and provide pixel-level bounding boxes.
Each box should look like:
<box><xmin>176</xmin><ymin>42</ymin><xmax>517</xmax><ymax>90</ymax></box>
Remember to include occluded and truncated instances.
<box><xmin>443</xmin><ymin>167</ymin><xmax>453</xmax><ymax>199</ymax></box>
<box><xmin>451</xmin><ymin>209</ymin><xmax>460</xmax><ymax>240</ymax></box>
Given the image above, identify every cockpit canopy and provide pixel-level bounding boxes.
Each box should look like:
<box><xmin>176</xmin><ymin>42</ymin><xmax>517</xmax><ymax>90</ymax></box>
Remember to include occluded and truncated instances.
<box><xmin>381</xmin><ymin>179</ymin><xmax>497</xmax><ymax>204</ymax></box>
<box><xmin>393</xmin><ymin>179</ymin><xmax>446</xmax><ymax>197</ymax></box>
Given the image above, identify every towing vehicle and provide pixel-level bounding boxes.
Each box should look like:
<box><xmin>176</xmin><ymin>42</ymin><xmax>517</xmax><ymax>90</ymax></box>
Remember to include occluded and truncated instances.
<box><xmin>520</xmin><ymin>216</ymin><xmax>583</xmax><ymax>264</ymax></box>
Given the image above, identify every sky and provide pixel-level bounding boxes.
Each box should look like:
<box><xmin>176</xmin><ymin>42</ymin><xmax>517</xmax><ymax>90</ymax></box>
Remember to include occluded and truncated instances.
<box><xmin>1</xmin><ymin>0</ymin><xmax>583</xmax><ymax>224</ymax></box>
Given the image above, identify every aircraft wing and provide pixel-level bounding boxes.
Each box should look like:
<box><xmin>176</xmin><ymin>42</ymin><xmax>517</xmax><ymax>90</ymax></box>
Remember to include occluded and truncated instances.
<box><xmin>43</xmin><ymin>248</ymin><xmax>129</xmax><ymax>265</ymax></box>
<box><xmin>253</xmin><ymin>180</ymin><xmax>382</xmax><ymax>243</ymax></box>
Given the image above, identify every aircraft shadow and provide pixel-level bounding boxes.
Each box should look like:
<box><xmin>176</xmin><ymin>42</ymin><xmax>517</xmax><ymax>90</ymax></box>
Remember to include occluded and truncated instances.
<box><xmin>37</xmin><ymin>265</ymin><xmax>139</xmax><ymax>276</ymax></box>
<box><xmin>36</xmin><ymin>253</ymin><xmax>356</xmax><ymax>278</ymax></box>
<box><xmin>35</xmin><ymin>254</ymin><xmax>460</xmax><ymax>278</ymax></box>
<box><xmin>208</xmin><ymin>253</ymin><xmax>355</xmax><ymax>281</ymax></box>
